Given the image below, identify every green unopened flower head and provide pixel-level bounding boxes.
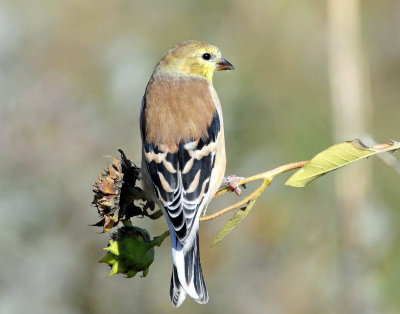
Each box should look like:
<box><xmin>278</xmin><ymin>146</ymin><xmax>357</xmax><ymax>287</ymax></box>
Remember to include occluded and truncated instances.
<box><xmin>100</xmin><ymin>226</ymin><xmax>169</xmax><ymax>278</ymax></box>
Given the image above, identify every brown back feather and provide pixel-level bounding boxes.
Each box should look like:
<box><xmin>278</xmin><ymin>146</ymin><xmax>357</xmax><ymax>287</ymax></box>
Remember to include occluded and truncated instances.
<box><xmin>144</xmin><ymin>75</ymin><xmax>216</xmax><ymax>152</ymax></box>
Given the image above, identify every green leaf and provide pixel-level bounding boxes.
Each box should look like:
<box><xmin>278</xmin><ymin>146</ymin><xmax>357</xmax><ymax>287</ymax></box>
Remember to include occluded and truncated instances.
<box><xmin>150</xmin><ymin>230</ymin><xmax>170</xmax><ymax>247</ymax></box>
<box><xmin>211</xmin><ymin>179</ymin><xmax>271</xmax><ymax>246</ymax></box>
<box><xmin>285</xmin><ymin>139</ymin><xmax>400</xmax><ymax>188</ymax></box>
<box><xmin>99</xmin><ymin>252</ymin><xmax>117</xmax><ymax>265</ymax></box>
<box><xmin>104</xmin><ymin>240</ymin><xmax>119</xmax><ymax>255</ymax></box>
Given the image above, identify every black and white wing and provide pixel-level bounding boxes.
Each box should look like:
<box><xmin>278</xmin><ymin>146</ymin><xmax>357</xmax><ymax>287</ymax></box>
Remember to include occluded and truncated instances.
<box><xmin>142</xmin><ymin>113</ymin><xmax>220</xmax><ymax>242</ymax></box>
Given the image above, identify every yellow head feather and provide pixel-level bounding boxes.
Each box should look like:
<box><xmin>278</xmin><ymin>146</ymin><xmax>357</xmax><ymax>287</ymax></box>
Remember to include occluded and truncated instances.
<box><xmin>154</xmin><ymin>40</ymin><xmax>234</xmax><ymax>82</ymax></box>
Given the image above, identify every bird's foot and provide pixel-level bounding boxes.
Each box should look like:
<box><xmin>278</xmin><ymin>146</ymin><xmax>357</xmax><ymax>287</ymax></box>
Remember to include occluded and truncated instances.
<box><xmin>223</xmin><ymin>175</ymin><xmax>245</xmax><ymax>196</ymax></box>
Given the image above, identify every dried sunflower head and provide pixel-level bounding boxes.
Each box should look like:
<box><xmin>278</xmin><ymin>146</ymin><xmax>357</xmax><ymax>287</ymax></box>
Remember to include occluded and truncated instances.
<box><xmin>92</xmin><ymin>156</ymin><xmax>124</xmax><ymax>231</ymax></box>
<box><xmin>92</xmin><ymin>150</ymin><xmax>153</xmax><ymax>232</ymax></box>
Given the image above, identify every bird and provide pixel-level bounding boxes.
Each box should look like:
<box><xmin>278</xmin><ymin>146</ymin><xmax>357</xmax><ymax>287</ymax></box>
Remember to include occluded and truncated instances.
<box><xmin>140</xmin><ymin>40</ymin><xmax>234</xmax><ymax>307</ymax></box>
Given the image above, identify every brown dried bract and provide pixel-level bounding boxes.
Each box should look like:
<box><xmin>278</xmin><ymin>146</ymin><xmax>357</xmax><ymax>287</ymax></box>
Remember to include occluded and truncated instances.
<box><xmin>92</xmin><ymin>157</ymin><xmax>124</xmax><ymax>232</ymax></box>
<box><xmin>92</xmin><ymin>150</ymin><xmax>153</xmax><ymax>232</ymax></box>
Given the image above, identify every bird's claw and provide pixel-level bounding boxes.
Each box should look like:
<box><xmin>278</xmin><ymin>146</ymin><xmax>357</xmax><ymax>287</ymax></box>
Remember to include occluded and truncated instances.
<box><xmin>223</xmin><ymin>175</ymin><xmax>245</xmax><ymax>196</ymax></box>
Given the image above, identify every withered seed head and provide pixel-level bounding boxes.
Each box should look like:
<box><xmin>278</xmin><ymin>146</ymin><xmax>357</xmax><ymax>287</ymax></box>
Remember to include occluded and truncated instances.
<box><xmin>92</xmin><ymin>150</ymin><xmax>148</xmax><ymax>232</ymax></box>
<box><xmin>92</xmin><ymin>157</ymin><xmax>124</xmax><ymax>232</ymax></box>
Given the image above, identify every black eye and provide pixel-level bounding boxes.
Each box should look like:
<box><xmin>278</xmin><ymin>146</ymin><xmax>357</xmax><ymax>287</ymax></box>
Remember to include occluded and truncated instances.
<box><xmin>202</xmin><ymin>53</ymin><xmax>211</xmax><ymax>61</ymax></box>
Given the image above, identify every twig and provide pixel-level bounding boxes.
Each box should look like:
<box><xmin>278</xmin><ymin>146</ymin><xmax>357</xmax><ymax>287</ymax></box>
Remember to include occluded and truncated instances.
<box><xmin>200</xmin><ymin>160</ymin><xmax>308</xmax><ymax>222</ymax></box>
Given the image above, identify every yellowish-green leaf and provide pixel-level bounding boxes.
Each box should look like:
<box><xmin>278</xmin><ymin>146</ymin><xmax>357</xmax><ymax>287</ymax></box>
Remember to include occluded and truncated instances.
<box><xmin>285</xmin><ymin>139</ymin><xmax>400</xmax><ymax>188</ymax></box>
<box><xmin>212</xmin><ymin>178</ymin><xmax>271</xmax><ymax>246</ymax></box>
<box><xmin>99</xmin><ymin>252</ymin><xmax>117</xmax><ymax>265</ymax></box>
<box><xmin>103</xmin><ymin>240</ymin><xmax>119</xmax><ymax>255</ymax></box>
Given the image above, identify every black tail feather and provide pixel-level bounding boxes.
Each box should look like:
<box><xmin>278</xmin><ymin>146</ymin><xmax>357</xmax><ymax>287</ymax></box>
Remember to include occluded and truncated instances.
<box><xmin>170</xmin><ymin>233</ymin><xmax>208</xmax><ymax>306</ymax></box>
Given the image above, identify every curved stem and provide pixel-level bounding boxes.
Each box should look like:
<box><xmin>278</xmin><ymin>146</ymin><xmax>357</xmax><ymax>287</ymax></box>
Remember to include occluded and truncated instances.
<box><xmin>200</xmin><ymin>160</ymin><xmax>308</xmax><ymax>222</ymax></box>
<box><xmin>201</xmin><ymin>179</ymin><xmax>268</xmax><ymax>222</ymax></box>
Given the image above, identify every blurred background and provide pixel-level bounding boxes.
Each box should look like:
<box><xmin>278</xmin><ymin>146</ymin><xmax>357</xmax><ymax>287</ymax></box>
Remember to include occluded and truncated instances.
<box><xmin>1</xmin><ymin>0</ymin><xmax>399</xmax><ymax>313</ymax></box>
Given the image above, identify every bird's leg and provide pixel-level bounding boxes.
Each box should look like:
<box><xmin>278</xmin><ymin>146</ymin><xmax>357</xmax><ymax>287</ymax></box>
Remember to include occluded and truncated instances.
<box><xmin>201</xmin><ymin>175</ymin><xmax>244</xmax><ymax>217</ymax></box>
<box><xmin>223</xmin><ymin>175</ymin><xmax>245</xmax><ymax>196</ymax></box>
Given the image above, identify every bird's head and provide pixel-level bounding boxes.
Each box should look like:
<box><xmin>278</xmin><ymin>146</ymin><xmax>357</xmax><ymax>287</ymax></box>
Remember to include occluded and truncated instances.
<box><xmin>155</xmin><ymin>40</ymin><xmax>234</xmax><ymax>82</ymax></box>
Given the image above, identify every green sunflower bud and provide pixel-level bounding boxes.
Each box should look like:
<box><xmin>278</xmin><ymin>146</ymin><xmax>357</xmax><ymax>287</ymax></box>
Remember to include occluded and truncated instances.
<box><xmin>99</xmin><ymin>226</ymin><xmax>169</xmax><ymax>278</ymax></box>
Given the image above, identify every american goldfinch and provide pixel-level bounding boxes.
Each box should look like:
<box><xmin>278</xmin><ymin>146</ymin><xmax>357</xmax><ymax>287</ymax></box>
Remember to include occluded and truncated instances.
<box><xmin>140</xmin><ymin>40</ymin><xmax>234</xmax><ymax>307</ymax></box>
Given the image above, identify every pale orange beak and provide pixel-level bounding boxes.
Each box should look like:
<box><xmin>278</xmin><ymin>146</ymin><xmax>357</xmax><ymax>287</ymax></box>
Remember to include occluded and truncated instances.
<box><xmin>215</xmin><ymin>57</ymin><xmax>235</xmax><ymax>71</ymax></box>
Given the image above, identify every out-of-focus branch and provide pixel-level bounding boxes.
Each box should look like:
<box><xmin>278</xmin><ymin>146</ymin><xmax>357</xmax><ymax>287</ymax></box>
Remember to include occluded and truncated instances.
<box><xmin>328</xmin><ymin>0</ymin><xmax>372</xmax><ymax>312</ymax></box>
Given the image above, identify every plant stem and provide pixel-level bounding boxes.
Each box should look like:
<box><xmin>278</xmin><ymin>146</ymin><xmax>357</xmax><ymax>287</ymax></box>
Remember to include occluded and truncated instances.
<box><xmin>200</xmin><ymin>160</ymin><xmax>308</xmax><ymax>222</ymax></box>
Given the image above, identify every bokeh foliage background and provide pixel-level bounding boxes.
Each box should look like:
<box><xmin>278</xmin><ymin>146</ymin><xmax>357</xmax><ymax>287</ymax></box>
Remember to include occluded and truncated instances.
<box><xmin>1</xmin><ymin>1</ymin><xmax>400</xmax><ymax>313</ymax></box>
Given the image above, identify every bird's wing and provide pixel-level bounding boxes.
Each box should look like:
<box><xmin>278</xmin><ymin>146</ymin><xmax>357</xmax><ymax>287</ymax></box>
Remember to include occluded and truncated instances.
<box><xmin>141</xmin><ymin>81</ymin><xmax>221</xmax><ymax>242</ymax></box>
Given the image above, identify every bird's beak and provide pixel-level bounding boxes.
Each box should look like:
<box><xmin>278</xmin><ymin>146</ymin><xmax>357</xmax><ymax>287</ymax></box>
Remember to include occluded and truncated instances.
<box><xmin>215</xmin><ymin>57</ymin><xmax>235</xmax><ymax>71</ymax></box>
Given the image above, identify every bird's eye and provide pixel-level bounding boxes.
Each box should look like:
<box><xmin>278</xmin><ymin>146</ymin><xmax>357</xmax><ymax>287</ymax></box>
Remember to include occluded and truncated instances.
<box><xmin>202</xmin><ymin>53</ymin><xmax>211</xmax><ymax>61</ymax></box>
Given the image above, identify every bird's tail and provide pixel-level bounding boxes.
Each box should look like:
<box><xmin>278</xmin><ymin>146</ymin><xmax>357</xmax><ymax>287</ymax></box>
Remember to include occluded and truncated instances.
<box><xmin>169</xmin><ymin>231</ymin><xmax>208</xmax><ymax>307</ymax></box>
